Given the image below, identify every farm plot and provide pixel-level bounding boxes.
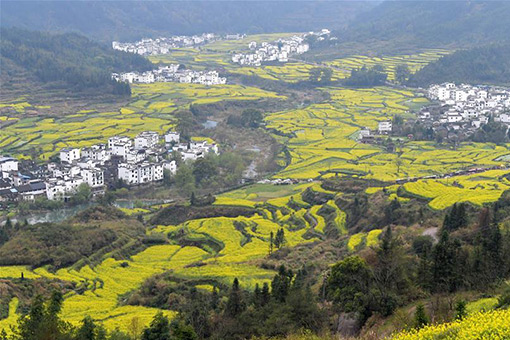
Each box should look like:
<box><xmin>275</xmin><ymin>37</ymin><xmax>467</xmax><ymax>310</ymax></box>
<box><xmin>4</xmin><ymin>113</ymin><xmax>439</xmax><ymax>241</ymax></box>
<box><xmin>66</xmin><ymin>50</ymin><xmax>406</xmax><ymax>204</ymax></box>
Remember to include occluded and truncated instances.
<box><xmin>326</xmin><ymin>49</ymin><xmax>451</xmax><ymax>81</ymax></box>
<box><xmin>265</xmin><ymin>86</ymin><xmax>510</xmax><ymax>182</ymax></box>
<box><xmin>0</xmin><ymin>110</ymin><xmax>174</xmax><ymax>160</ymax></box>
<box><xmin>400</xmin><ymin>170</ymin><xmax>510</xmax><ymax>210</ymax></box>
<box><xmin>131</xmin><ymin>82</ymin><xmax>286</xmax><ymax>106</ymax></box>
<box><xmin>0</xmin><ymin>181</ymin><xmax>347</xmax><ymax>332</ymax></box>
<box><xmin>225</xmin><ymin>62</ymin><xmax>346</xmax><ymax>83</ymax></box>
<box><xmin>0</xmin><ymin>81</ymin><xmax>284</xmax><ymax>159</ymax></box>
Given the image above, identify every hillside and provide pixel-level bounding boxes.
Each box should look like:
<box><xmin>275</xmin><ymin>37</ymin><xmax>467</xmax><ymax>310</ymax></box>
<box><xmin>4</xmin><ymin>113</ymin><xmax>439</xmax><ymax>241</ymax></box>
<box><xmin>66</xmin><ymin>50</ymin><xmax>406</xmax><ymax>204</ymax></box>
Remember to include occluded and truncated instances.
<box><xmin>0</xmin><ymin>28</ymin><xmax>153</xmax><ymax>97</ymax></box>
<box><xmin>337</xmin><ymin>1</ymin><xmax>510</xmax><ymax>48</ymax></box>
<box><xmin>0</xmin><ymin>1</ymin><xmax>375</xmax><ymax>41</ymax></box>
<box><xmin>407</xmin><ymin>44</ymin><xmax>510</xmax><ymax>86</ymax></box>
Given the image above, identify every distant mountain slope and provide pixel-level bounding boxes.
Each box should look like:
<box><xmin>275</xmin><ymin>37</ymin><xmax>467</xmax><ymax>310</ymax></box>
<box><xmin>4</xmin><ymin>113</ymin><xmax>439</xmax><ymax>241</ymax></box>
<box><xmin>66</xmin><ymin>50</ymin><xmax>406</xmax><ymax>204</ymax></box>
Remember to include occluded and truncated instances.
<box><xmin>0</xmin><ymin>28</ymin><xmax>153</xmax><ymax>96</ymax></box>
<box><xmin>338</xmin><ymin>1</ymin><xmax>510</xmax><ymax>47</ymax></box>
<box><xmin>0</xmin><ymin>1</ymin><xmax>375</xmax><ymax>42</ymax></box>
<box><xmin>408</xmin><ymin>44</ymin><xmax>510</xmax><ymax>86</ymax></box>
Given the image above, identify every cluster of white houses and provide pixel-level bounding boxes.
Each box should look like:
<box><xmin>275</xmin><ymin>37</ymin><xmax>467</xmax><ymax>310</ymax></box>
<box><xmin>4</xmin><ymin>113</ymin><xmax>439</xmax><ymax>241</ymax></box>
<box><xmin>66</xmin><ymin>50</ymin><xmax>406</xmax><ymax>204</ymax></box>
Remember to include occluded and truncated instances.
<box><xmin>231</xmin><ymin>29</ymin><xmax>330</xmax><ymax>66</ymax></box>
<box><xmin>424</xmin><ymin>83</ymin><xmax>510</xmax><ymax>128</ymax></box>
<box><xmin>112</xmin><ymin>65</ymin><xmax>226</xmax><ymax>85</ymax></box>
<box><xmin>0</xmin><ymin>131</ymin><xmax>219</xmax><ymax>202</ymax></box>
<box><xmin>112</xmin><ymin>33</ymin><xmax>218</xmax><ymax>56</ymax></box>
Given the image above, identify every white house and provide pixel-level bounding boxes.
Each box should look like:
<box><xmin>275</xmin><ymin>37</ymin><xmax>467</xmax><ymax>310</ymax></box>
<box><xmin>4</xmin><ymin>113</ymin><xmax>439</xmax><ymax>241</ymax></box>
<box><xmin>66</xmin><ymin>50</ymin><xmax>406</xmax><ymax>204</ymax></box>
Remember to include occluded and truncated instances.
<box><xmin>378</xmin><ymin>121</ymin><xmax>392</xmax><ymax>134</ymax></box>
<box><xmin>134</xmin><ymin>131</ymin><xmax>159</xmax><ymax>150</ymax></box>
<box><xmin>164</xmin><ymin>131</ymin><xmax>180</xmax><ymax>144</ymax></box>
<box><xmin>81</xmin><ymin>144</ymin><xmax>109</xmax><ymax>162</ymax></box>
<box><xmin>118</xmin><ymin>162</ymin><xmax>164</xmax><ymax>185</ymax></box>
<box><xmin>17</xmin><ymin>181</ymin><xmax>47</xmax><ymax>201</ymax></box>
<box><xmin>46</xmin><ymin>177</ymin><xmax>85</xmax><ymax>201</ymax></box>
<box><xmin>126</xmin><ymin>149</ymin><xmax>147</xmax><ymax>164</ymax></box>
<box><xmin>60</xmin><ymin>148</ymin><xmax>81</xmax><ymax>164</ymax></box>
<box><xmin>108</xmin><ymin>136</ymin><xmax>132</xmax><ymax>149</ymax></box>
<box><xmin>0</xmin><ymin>156</ymin><xmax>18</xmax><ymax>173</ymax></box>
<box><xmin>163</xmin><ymin>160</ymin><xmax>177</xmax><ymax>174</ymax></box>
<box><xmin>80</xmin><ymin>168</ymin><xmax>104</xmax><ymax>188</ymax></box>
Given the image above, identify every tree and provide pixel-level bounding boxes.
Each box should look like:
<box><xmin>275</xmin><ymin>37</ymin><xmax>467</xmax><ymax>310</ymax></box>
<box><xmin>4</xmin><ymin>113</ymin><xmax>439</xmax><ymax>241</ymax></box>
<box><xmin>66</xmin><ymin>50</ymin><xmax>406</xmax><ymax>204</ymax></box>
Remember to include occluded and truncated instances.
<box><xmin>0</xmin><ymin>223</ymin><xmax>9</xmax><ymax>245</ymax></box>
<box><xmin>128</xmin><ymin>317</ymin><xmax>142</xmax><ymax>340</ymax></box>
<box><xmin>327</xmin><ymin>256</ymin><xmax>371</xmax><ymax>315</ymax></box>
<box><xmin>454</xmin><ymin>300</ymin><xmax>467</xmax><ymax>320</ymax></box>
<box><xmin>76</xmin><ymin>316</ymin><xmax>107</xmax><ymax>340</ymax></box>
<box><xmin>395</xmin><ymin>157</ymin><xmax>404</xmax><ymax>174</ymax></box>
<box><xmin>174</xmin><ymin>163</ymin><xmax>196</xmax><ymax>197</ymax></box>
<box><xmin>71</xmin><ymin>183</ymin><xmax>92</xmax><ymax>205</ymax></box>
<box><xmin>175</xmin><ymin>110</ymin><xmax>195</xmax><ymax>140</ymax></box>
<box><xmin>269</xmin><ymin>231</ymin><xmax>274</xmax><ymax>255</ymax></box>
<box><xmin>371</xmin><ymin>227</ymin><xmax>408</xmax><ymax>316</ymax></box>
<box><xmin>192</xmin><ymin>156</ymin><xmax>218</xmax><ymax>185</ymax></box>
<box><xmin>274</xmin><ymin>228</ymin><xmax>285</xmax><ymax>249</ymax></box>
<box><xmin>14</xmin><ymin>291</ymin><xmax>70</xmax><ymax>340</ymax></box>
<box><xmin>414</xmin><ymin>304</ymin><xmax>429</xmax><ymax>328</ymax></box>
<box><xmin>432</xmin><ymin>229</ymin><xmax>461</xmax><ymax>293</ymax></box>
<box><xmin>169</xmin><ymin>321</ymin><xmax>197</xmax><ymax>340</ymax></box>
<box><xmin>142</xmin><ymin>312</ymin><xmax>171</xmax><ymax>340</ymax></box>
<box><xmin>271</xmin><ymin>265</ymin><xmax>293</xmax><ymax>303</ymax></box>
<box><xmin>241</xmin><ymin>109</ymin><xmax>263</xmax><ymax>128</ymax></box>
<box><xmin>225</xmin><ymin>278</ymin><xmax>245</xmax><ymax>318</ymax></box>
<box><xmin>309</xmin><ymin>67</ymin><xmax>333</xmax><ymax>84</ymax></box>
<box><xmin>395</xmin><ymin>64</ymin><xmax>411</xmax><ymax>84</ymax></box>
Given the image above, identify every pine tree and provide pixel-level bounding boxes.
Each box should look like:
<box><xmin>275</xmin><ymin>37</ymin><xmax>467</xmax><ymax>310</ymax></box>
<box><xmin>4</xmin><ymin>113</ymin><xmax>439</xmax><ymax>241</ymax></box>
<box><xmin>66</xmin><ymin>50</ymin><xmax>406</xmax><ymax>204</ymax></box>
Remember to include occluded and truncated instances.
<box><xmin>4</xmin><ymin>217</ymin><xmax>12</xmax><ymax>230</ymax></box>
<box><xmin>271</xmin><ymin>265</ymin><xmax>293</xmax><ymax>303</ymax></box>
<box><xmin>414</xmin><ymin>304</ymin><xmax>429</xmax><ymax>328</ymax></box>
<box><xmin>260</xmin><ymin>283</ymin><xmax>270</xmax><ymax>307</ymax></box>
<box><xmin>269</xmin><ymin>231</ymin><xmax>274</xmax><ymax>255</ymax></box>
<box><xmin>455</xmin><ymin>300</ymin><xmax>467</xmax><ymax>320</ymax></box>
<box><xmin>141</xmin><ymin>312</ymin><xmax>171</xmax><ymax>340</ymax></box>
<box><xmin>76</xmin><ymin>316</ymin><xmax>97</xmax><ymax>340</ymax></box>
<box><xmin>225</xmin><ymin>278</ymin><xmax>245</xmax><ymax>318</ymax></box>
<box><xmin>0</xmin><ymin>224</ymin><xmax>9</xmax><ymax>245</ymax></box>
<box><xmin>252</xmin><ymin>284</ymin><xmax>261</xmax><ymax>307</ymax></box>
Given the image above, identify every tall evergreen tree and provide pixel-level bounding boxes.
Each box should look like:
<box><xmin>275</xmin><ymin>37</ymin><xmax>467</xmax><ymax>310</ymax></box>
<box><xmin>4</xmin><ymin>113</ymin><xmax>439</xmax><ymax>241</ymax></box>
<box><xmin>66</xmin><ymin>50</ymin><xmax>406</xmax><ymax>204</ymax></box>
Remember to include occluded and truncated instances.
<box><xmin>225</xmin><ymin>278</ymin><xmax>245</xmax><ymax>318</ymax></box>
<box><xmin>141</xmin><ymin>312</ymin><xmax>171</xmax><ymax>340</ymax></box>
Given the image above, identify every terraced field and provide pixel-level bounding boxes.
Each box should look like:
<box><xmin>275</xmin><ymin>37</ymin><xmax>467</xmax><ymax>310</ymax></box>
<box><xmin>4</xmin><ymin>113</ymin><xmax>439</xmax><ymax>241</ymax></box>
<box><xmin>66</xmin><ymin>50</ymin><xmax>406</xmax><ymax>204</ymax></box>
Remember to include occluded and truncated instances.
<box><xmin>0</xmin><ymin>83</ymin><xmax>284</xmax><ymax>159</ymax></box>
<box><xmin>0</xmin><ymin>182</ymin><xmax>353</xmax><ymax>332</ymax></box>
<box><xmin>266</xmin><ymin>86</ymin><xmax>509</xmax><ymax>181</ymax></box>
<box><xmin>326</xmin><ymin>49</ymin><xmax>452</xmax><ymax>82</ymax></box>
<box><xmin>0</xmin><ymin>110</ymin><xmax>175</xmax><ymax>160</ymax></box>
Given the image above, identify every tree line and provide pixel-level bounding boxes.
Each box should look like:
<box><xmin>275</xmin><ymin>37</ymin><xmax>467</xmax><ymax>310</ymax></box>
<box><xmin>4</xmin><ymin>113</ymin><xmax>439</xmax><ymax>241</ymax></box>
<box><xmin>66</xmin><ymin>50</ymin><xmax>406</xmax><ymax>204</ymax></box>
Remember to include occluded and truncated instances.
<box><xmin>0</xmin><ymin>28</ymin><xmax>153</xmax><ymax>96</ymax></box>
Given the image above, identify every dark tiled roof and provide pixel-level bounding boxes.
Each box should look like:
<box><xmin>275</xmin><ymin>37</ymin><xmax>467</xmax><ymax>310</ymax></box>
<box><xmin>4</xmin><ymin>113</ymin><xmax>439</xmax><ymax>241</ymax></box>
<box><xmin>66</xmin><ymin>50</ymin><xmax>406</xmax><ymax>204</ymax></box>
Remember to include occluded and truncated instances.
<box><xmin>17</xmin><ymin>182</ymin><xmax>46</xmax><ymax>193</ymax></box>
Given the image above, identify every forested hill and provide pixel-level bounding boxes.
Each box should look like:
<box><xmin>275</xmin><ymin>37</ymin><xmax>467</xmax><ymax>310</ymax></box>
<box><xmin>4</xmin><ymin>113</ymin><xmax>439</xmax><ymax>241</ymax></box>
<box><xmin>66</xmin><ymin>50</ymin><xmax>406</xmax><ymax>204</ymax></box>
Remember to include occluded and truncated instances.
<box><xmin>0</xmin><ymin>1</ymin><xmax>374</xmax><ymax>42</ymax></box>
<box><xmin>0</xmin><ymin>28</ymin><xmax>153</xmax><ymax>96</ymax></box>
<box><xmin>337</xmin><ymin>1</ymin><xmax>510</xmax><ymax>47</ymax></box>
<box><xmin>407</xmin><ymin>44</ymin><xmax>510</xmax><ymax>87</ymax></box>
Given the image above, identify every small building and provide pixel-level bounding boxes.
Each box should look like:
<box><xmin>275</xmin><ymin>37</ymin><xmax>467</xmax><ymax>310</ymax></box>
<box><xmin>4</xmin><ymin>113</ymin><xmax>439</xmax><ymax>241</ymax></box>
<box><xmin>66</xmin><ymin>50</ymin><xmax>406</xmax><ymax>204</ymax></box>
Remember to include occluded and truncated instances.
<box><xmin>60</xmin><ymin>148</ymin><xmax>81</xmax><ymax>164</ymax></box>
<box><xmin>164</xmin><ymin>131</ymin><xmax>180</xmax><ymax>144</ymax></box>
<box><xmin>16</xmin><ymin>181</ymin><xmax>47</xmax><ymax>201</ymax></box>
<box><xmin>0</xmin><ymin>156</ymin><xmax>19</xmax><ymax>173</ymax></box>
<box><xmin>134</xmin><ymin>131</ymin><xmax>159</xmax><ymax>150</ymax></box>
<box><xmin>378</xmin><ymin>121</ymin><xmax>392</xmax><ymax>134</ymax></box>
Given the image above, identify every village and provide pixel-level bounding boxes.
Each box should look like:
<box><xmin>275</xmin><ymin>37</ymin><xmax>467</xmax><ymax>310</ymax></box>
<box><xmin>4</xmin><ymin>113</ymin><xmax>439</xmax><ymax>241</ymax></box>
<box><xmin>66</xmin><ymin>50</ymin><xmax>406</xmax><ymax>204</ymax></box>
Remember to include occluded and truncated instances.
<box><xmin>112</xmin><ymin>33</ymin><xmax>219</xmax><ymax>56</ymax></box>
<box><xmin>112</xmin><ymin>64</ymin><xmax>227</xmax><ymax>85</ymax></box>
<box><xmin>231</xmin><ymin>29</ymin><xmax>331</xmax><ymax>66</ymax></box>
<box><xmin>112</xmin><ymin>33</ymin><xmax>247</xmax><ymax>56</ymax></box>
<box><xmin>0</xmin><ymin>131</ymin><xmax>219</xmax><ymax>202</ymax></box>
<box><xmin>421</xmin><ymin>82</ymin><xmax>510</xmax><ymax>129</ymax></box>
